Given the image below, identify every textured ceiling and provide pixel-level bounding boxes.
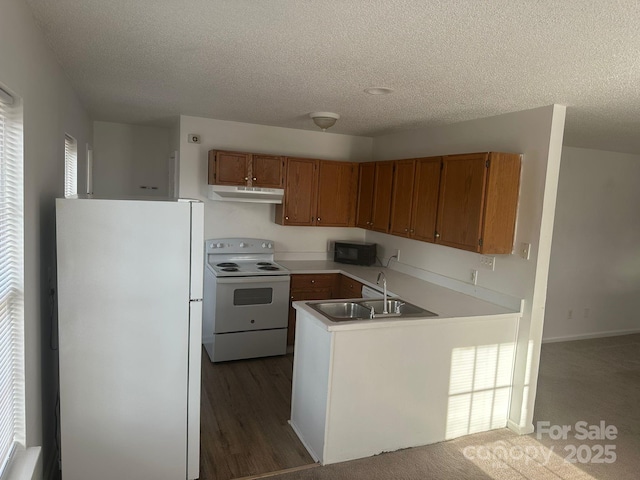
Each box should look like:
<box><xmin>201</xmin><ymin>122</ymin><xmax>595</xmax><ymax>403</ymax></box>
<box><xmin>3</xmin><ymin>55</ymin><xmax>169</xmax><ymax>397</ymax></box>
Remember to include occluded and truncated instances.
<box><xmin>25</xmin><ymin>0</ymin><xmax>640</xmax><ymax>153</ymax></box>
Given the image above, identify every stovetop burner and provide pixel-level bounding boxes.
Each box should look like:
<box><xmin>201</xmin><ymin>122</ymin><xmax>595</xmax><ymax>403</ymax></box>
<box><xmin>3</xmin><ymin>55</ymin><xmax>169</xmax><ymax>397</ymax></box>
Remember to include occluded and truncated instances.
<box><xmin>206</xmin><ymin>238</ymin><xmax>289</xmax><ymax>277</ymax></box>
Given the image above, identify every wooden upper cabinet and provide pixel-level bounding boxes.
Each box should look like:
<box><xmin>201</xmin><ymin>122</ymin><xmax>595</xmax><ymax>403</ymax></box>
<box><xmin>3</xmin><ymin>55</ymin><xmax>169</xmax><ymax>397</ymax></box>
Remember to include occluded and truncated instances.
<box><xmin>276</xmin><ymin>158</ymin><xmax>358</xmax><ymax>227</ymax></box>
<box><xmin>356</xmin><ymin>163</ymin><xmax>375</xmax><ymax>229</ymax></box>
<box><xmin>275</xmin><ymin>157</ymin><xmax>318</xmax><ymax>226</ymax></box>
<box><xmin>208</xmin><ymin>150</ymin><xmax>284</xmax><ymax>188</ymax></box>
<box><xmin>252</xmin><ymin>155</ymin><xmax>284</xmax><ymax>188</ymax></box>
<box><xmin>209</xmin><ymin>150</ymin><xmax>249</xmax><ymax>186</ymax></box>
<box><xmin>389</xmin><ymin>159</ymin><xmax>416</xmax><ymax>237</ymax></box>
<box><xmin>370</xmin><ymin>162</ymin><xmax>394</xmax><ymax>233</ymax></box>
<box><xmin>316</xmin><ymin>161</ymin><xmax>358</xmax><ymax>227</ymax></box>
<box><xmin>410</xmin><ymin>157</ymin><xmax>442</xmax><ymax>243</ymax></box>
<box><xmin>356</xmin><ymin>161</ymin><xmax>393</xmax><ymax>232</ymax></box>
<box><xmin>390</xmin><ymin>157</ymin><xmax>441</xmax><ymax>241</ymax></box>
<box><xmin>436</xmin><ymin>152</ymin><xmax>521</xmax><ymax>254</ymax></box>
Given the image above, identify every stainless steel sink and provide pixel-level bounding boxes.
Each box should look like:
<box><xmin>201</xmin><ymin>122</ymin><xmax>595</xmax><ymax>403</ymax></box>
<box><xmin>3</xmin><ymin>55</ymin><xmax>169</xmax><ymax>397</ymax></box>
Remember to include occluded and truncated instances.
<box><xmin>307</xmin><ymin>299</ymin><xmax>437</xmax><ymax>322</ymax></box>
<box><xmin>309</xmin><ymin>301</ymin><xmax>372</xmax><ymax>321</ymax></box>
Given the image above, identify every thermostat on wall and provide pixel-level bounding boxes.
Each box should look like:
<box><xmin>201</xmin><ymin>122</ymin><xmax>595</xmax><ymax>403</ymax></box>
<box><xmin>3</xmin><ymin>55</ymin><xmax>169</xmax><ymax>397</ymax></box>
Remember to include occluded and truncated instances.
<box><xmin>187</xmin><ymin>134</ymin><xmax>201</xmax><ymax>144</ymax></box>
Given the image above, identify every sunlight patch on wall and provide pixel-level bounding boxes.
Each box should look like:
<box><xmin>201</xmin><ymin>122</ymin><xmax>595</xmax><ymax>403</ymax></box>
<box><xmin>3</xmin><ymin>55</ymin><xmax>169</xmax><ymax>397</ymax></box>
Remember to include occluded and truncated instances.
<box><xmin>446</xmin><ymin>343</ymin><xmax>516</xmax><ymax>439</ymax></box>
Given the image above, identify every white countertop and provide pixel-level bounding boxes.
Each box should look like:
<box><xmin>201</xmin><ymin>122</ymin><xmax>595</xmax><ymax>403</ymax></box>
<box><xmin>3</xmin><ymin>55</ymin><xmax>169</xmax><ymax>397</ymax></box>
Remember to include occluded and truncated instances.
<box><xmin>279</xmin><ymin>260</ymin><xmax>521</xmax><ymax>331</ymax></box>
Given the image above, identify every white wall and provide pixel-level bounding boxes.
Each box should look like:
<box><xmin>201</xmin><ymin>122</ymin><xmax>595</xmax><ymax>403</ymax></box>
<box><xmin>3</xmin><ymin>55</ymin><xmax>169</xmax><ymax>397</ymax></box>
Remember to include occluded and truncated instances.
<box><xmin>93</xmin><ymin>121</ymin><xmax>171</xmax><ymax>197</ymax></box>
<box><xmin>0</xmin><ymin>0</ymin><xmax>92</xmax><ymax>477</ymax></box>
<box><xmin>178</xmin><ymin>115</ymin><xmax>373</xmax><ymax>257</ymax></box>
<box><xmin>544</xmin><ymin>147</ymin><xmax>640</xmax><ymax>341</ymax></box>
<box><xmin>370</xmin><ymin>105</ymin><xmax>567</xmax><ymax>433</ymax></box>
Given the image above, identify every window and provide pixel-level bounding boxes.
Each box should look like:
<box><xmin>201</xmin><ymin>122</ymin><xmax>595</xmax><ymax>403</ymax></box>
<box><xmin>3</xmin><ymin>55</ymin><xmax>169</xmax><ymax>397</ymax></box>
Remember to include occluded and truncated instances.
<box><xmin>64</xmin><ymin>134</ymin><xmax>77</xmax><ymax>197</ymax></box>
<box><xmin>0</xmin><ymin>86</ymin><xmax>25</xmax><ymax>474</ymax></box>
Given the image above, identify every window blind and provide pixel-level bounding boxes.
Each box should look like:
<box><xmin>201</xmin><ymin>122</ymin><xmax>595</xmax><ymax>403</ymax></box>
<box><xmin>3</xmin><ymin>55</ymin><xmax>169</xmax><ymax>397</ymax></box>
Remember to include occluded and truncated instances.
<box><xmin>0</xmin><ymin>87</ymin><xmax>25</xmax><ymax>475</ymax></box>
<box><xmin>64</xmin><ymin>134</ymin><xmax>77</xmax><ymax>197</ymax></box>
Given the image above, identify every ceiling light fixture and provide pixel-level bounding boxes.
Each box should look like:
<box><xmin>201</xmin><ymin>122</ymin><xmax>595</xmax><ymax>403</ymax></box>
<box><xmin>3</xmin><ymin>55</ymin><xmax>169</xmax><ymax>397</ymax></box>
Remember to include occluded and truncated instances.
<box><xmin>364</xmin><ymin>87</ymin><xmax>393</xmax><ymax>95</ymax></box>
<box><xmin>310</xmin><ymin>112</ymin><xmax>340</xmax><ymax>131</ymax></box>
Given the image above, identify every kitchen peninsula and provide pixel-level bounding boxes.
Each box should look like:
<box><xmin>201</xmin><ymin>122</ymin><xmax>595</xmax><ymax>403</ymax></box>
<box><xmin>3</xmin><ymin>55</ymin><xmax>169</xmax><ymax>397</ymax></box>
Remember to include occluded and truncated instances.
<box><xmin>279</xmin><ymin>261</ymin><xmax>523</xmax><ymax>465</ymax></box>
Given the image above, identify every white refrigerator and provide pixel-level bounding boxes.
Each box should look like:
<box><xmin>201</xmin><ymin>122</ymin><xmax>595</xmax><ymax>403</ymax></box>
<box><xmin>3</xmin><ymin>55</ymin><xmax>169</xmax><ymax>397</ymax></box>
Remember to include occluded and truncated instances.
<box><xmin>56</xmin><ymin>197</ymin><xmax>204</xmax><ymax>480</ymax></box>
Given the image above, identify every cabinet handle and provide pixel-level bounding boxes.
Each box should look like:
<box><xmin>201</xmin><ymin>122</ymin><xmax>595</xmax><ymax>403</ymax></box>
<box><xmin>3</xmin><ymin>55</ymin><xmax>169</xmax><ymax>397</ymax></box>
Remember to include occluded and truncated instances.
<box><xmin>317</xmin><ymin>217</ymin><xmax>321</xmax><ymax>222</ymax></box>
<box><xmin>244</xmin><ymin>177</ymin><xmax>248</xmax><ymax>181</ymax></box>
<box><xmin>253</xmin><ymin>177</ymin><xmax>257</xmax><ymax>181</ymax></box>
<box><xmin>435</xmin><ymin>232</ymin><xmax>440</xmax><ymax>238</ymax></box>
<box><xmin>410</xmin><ymin>229</ymin><xmax>414</xmax><ymax>233</ymax></box>
<box><xmin>285</xmin><ymin>216</ymin><xmax>289</xmax><ymax>220</ymax></box>
<box><xmin>311</xmin><ymin>280</ymin><xmax>315</xmax><ymax>284</ymax></box>
<box><xmin>404</xmin><ymin>228</ymin><xmax>408</xmax><ymax>232</ymax></box>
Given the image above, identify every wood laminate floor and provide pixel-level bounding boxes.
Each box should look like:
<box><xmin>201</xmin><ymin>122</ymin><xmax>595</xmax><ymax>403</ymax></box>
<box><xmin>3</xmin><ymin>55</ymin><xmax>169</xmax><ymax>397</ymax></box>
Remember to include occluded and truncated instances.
<box><xmin>199</xmin><ymin>349</ymin><xmax>316</xmax><ymax>480</ymax></box>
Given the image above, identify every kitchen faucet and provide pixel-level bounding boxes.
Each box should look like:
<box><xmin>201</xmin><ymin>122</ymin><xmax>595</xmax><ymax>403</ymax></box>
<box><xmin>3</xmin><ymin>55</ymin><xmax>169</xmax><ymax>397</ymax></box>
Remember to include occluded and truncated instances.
<box><xmin>376</xmin><ymin>271</ymin><xmax>389</xmax><ymax>314</ymax></box>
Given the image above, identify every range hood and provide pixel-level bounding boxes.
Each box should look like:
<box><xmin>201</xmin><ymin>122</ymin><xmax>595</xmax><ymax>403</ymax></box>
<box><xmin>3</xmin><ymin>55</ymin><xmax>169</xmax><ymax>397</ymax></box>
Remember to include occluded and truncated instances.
<box><xmin>207</xmin><ymin>185</ymin><xmax>284</xmax><ymax>204</ymax></box>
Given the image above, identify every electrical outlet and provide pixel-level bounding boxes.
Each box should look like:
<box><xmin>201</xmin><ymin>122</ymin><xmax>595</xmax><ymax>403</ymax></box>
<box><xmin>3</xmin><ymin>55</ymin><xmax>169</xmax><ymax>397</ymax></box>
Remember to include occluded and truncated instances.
<box><xmin>471</xmin><ymin>269</ymin><xmax>478</xmax><ymax>285</ymax></box>
<box><xmin>394</xmin><ymin>249</ymin><xmax>400</xmax><ymax>262</ymax></box>
<box><xmin>567</xmin><ymin>309</ymin><xmax>573</xmax><ymax>320</ymax></box>
<box><xmin>520</xmin><ymin>242</ymin><xmax>531</xmax><ymax>260</ymax></box>
<box><xmin>479</xmin><ymin>255</ymin><xmax>495</xmax><ymax>271</ymax></box>
<box><xmin>187</xmin><ymin>133</ymin><xmax>201</xmax><ymax>144</ymax></box>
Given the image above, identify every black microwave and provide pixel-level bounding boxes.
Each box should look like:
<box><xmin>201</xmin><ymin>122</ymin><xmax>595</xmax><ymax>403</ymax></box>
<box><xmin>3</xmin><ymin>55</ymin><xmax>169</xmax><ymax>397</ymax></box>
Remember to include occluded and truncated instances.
<box><xmin>334</xmin><ymin>241</ymin><xmax>377</xmax><ymax>266</ymax></box>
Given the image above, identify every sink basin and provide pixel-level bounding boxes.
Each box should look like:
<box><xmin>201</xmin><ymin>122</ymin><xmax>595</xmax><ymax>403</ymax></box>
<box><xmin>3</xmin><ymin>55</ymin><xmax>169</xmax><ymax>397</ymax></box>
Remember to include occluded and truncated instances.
<box><xmin>360</xmin><ymin>299</ymin><xmax>437</xmax><ymax>317</ymax></box>
<box><xmin>309</xmin><ymin>302</ymin><xmax>372</xmax><ymax>321</ymax></box>
<box><xmin>307</xmin><ymin>299</ymin><xmax>437</xmax><ymax>322</ymax></box>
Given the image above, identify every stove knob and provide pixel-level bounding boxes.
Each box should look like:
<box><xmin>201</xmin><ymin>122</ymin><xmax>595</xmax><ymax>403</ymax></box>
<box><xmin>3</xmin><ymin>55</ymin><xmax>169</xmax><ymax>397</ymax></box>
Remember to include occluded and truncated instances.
<box><xmin>209</xmin><ymin>242</ymin><xmax>216</xmax><ymax>249</ymax></box>
<box><xmin>216</xmin><ymin>242</ymin><xmax>224</xmax><ymax>248</ymax></box>
<box><xmin>268</xmin><ymin>242</ymin><xmax>273</xmax><ymax>249</ymax></box>
<box><xmin>239</xmin><ymin>242</ymin><xmax>247</xmax><ymax>248</ymax></box>
<box><xmin>262</xmin><ymin>242</ymin><xmax>267</xmax><ymax>248</ymax></box>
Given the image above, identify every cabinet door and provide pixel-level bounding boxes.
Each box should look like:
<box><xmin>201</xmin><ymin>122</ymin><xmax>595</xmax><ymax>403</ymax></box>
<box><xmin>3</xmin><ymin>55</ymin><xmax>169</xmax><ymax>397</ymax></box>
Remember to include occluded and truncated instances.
<box><xmin>211</xmin><ymin>151</ymin><xmax>250</xmax><ymax>185</ymax></box>
<box><xmin>356</xmin><ymin>162</ymin><xmax>375</xmax><ymax>229</ymax></box>
<box><xmin>410</xmin><ymin>157</ymin><xmax>442</xmax><ymax>242</ymax></box>
<box><xmin>436</xmin><ymin>153</ymin><xmax>488</xmax><ymax>252</ymax></box>
<box><xmin>481</xmin><ymin>152</ymin><xmax>521</xmax><ymax>254</ymax></box>
<box><xmin>389</xmin><ymin>159</ymin><xmax>416</xmax><ymax>237</ymax></box>
<box><xmin>251</xmin><ymin>155</ymin><xmax>284</xmax><ymax>188</ymax></box>
<box><xmin>288</xmin><ymin>274</ymin><xmax>339</xmax><ymax>346</ymax></box>
<box><xmin>280</xmin><ymin>158</ymin><xmax>318</xmax><ymax>226</ymax></box>
<box><xmin>337</xmin><ymin>275</ymin><xmax>364</xmax><ymax>299</ymax></box>
<box><xmin>316</xmin><ymin>161</ymin><xmax>358</xmax><ymax>227</ymax></box>
<box><xmin>370</xmin><ymin>161</ymin><xmax>394</xmax><ymax>233</ymax></box>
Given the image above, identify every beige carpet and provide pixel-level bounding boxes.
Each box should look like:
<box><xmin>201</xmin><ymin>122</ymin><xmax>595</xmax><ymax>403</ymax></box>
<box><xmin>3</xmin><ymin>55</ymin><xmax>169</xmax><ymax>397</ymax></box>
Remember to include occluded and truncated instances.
<box><xmin>263</xmin><ymin>334</ymin><xmax>640</xmax><ymax>480</ymax></box>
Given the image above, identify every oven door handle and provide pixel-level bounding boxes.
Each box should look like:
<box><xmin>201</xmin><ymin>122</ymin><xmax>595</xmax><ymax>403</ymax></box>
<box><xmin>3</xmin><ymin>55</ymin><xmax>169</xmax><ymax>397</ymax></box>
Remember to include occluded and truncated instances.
<box><xmin>214</xmin><ymin>275</ymin><xmax>291</xmax><ymax>284</ymax></box>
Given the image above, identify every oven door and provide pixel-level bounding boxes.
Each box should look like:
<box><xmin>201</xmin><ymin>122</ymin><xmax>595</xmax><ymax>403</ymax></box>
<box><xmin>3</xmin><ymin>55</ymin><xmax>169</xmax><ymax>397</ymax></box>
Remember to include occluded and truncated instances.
<box><xmin>213</xmin><ymin>275</ymin><xmax>291</xmax><ymax>333</ymax></box>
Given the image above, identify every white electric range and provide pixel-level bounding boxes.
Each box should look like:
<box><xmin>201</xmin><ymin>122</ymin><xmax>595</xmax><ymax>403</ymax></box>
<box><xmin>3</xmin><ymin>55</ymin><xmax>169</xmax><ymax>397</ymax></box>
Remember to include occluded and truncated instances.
<box><xmin>202</xmin><ymin>238</ymin><xmax>290</xmax><ymax>362</ymax></box>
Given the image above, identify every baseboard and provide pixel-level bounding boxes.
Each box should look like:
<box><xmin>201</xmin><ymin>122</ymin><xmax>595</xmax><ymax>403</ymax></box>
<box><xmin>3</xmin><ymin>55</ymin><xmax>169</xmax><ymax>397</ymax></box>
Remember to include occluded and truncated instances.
<box><xmin>542</xmin><ymin>328</ymin><xmax>640</xmax><ymax>344</ymax></box>
<box><xmin>288</xmin><ymin>420</ymin><xmax>320</xmax><ymax>463</ymax></box>
<box><xmin>507</xmin><ymin>420</ymin><xmax>534</xmax><ymax>435</ymax></box>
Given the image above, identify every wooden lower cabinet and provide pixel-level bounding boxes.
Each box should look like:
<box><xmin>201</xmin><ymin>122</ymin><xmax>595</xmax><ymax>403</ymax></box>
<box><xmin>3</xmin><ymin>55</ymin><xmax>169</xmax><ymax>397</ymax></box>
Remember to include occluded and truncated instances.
<box><xmin>338</xmin><ymin>275</ymin><xmax>364</xmax><ymax>299</ymax></box>
<box><xmin>287</xmin><ymin>273</ymin><xmax>364</xmax><ymax>346</ymax></box>
<box><xmin>287</xmin><ymin>274</ymin><xmax>339</xmax><ymax>345</ymax></box>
